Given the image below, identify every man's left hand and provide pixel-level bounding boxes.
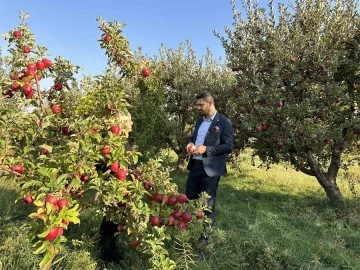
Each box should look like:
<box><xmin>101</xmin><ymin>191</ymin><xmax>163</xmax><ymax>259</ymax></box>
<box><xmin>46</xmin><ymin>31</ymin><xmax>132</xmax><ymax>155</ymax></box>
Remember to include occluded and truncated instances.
<box><xmin>192</xmin><ymin>145</ymin><xmax>206</xmax><ymax>155</ymax></box>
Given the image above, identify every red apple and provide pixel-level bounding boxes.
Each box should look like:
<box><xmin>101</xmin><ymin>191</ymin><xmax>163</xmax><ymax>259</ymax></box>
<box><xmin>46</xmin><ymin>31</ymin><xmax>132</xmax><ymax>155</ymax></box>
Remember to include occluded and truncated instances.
<box><xmin>36</xmin><ymin>61</ymin><xmax>45</xmax><ymax>70</ymax></box>
<box><xmin>172</xmin><ymin>210</ymin><xmax>182</xmax><ymax>220</ymax></box>
<box><xmin>178</xmin><ymin>220</ymin><xmax>188</xmax><ymax>231</ymax></box>
<box><xmin>142</xmin><ymin>68</ymin><xmax>151</xmax><ymax>77</ymax></box>
<box><xmin>103</xmin><ymin>34</ymin><xmax>111</xmax><ymax>42</ymax></box>
<box><xmin>196</xmin><ymin>211</ymin><xmax>204</xmax><ymax>220</ymax></box>
<box><xmin>45</xmin><ymin>195</ymin><xmax>58</xmax><ymax>205</ymax></box>
<box><xmin>167</xmin><ymin>215</ymin><xmax>176</xmax><ymax>226</ymax></box>
<box><xmin>51</xmin><ymin>104</ymin><xmax>61</xmax><ymax>114</ymax></box>
<box><xmin>23</xmin><ymin>85</ymin><xmax>33</xmax><ymax>95</ymax></box>
<box><xmin>21</xmin><ymin>76</ymin><xmax>30</xmax><ymax>83</ymax></box>
<box><xmin>11</xmin><ymin>82</ymin><xmax>21</xmax><ymax>91</ymax></box>
<box><xmin>57</xmin><ymin>198</ymin><xmax>69</xmax><ymax>210</ymax></box>
<box><xmin>61</xmin><ymin>127</ymin><xmax>71</xmax><ymax>135</ymax></box>
<box><xmin>54</xmin><ymin>82</ymin><xmax>62</xmax><ymax>91</ymax></box>
<box><xmin>90</xmin><ymin>129</ymin><xmax>98</xmax><ymax>135</ymax></box>
<box><xmin>40</xmin><ymin>149</ymin><xmax>48</xmax><ymax>155</ymax></box>
<box><xmin>42</xmin><ymin>58</ymin><xmax>52</xmax><ymax>68</ymax></box>
<box><xmin>110</xmin><ymin>162</ymin><xmax>119</xmax><ymax>172</ymax></box>
<box><xmin>116</xmin><ymin>169</ymin><xmax>127</xmax><ymax>181</ymax></box>
<box><xmin>80</xmin><ymin>175</ymin><xmax>89</xmax><ymax>182</ymax></box>
<box><xmin>150</xmin><ymin>216</ymin><xmax>160</xmax><ymax>227</ymax></box>
<box><xmin>181</xmin><ymin>211</ymin><xmax>192</xmax><ymax>223</ymax></box>
<box><xmin>27</xmin><ymin>63</ymin><xmax>37</xmax><ymax>71</ymax></box>
<box><xmin>10</xmin><ymin>73</ymin><xmax>19</xmax><ymax>80</ymax></box>
<box><xmin>25</xmin><ymin>69</ymin><xmax>36</xmax><ymax>77</ymax></box>
<box><xmin>57</xmin><ymin>227</ymin><xmax>64</xmax><ymax>236</ymax></box>
<box><xmin>177</xmin><ymin>194</ymin><xmax>188</xmax><ymax>204</ymax></box>
<box><xmin>166</xmin><ymin>196</ymin><xmax>178</xmax><ymax>205</ymax></box>
<box><xmin>23</xmin><ymin>47</ymin><xmax>31</xmax><ymax>53</ymax></box>
<box><xmin>45</xmin><ymin>227</ymin><xmax>61</xmax><ymax>241</ymax></box>
<box><xmin>25</xmin><ymin>90</ymin><xmax>34</xmax><ymax>99</ymax></box>
<box><xmin>11</xmin><ymin>164</ymin><xmax>24</xmax><ymax>174</ymax></box>
<box><xmin>154</xmin><ymin>194</ymin><xmax>163</xmax><ymax>202</ymax></box>
<box><xmin>13</xmin><ymin>30</ymin><xmax>22</xmax><ymax>38</ymax></box>
<box><xmin>131</xmin><ymin>240</ymin><xmax>141</xmax><ymax>248</ymax></box>
<box><xmin>23</xmin><ymin>195</ymin><xmax>33</xmax><ymax>204</ymax></box>
<box><xmin>143</xmin><ymin>180</ymin><xmax>152</xmax><ymax>190</ymax></box>
<box><xmin>110</xmin><ymin>124</ymin><xmax>120</xmax><ymax>136</ymax></box>
<box><xmin>100</xmin><ymin>146</ymin><xmax>111</xmax><ymax>155</ymax></box>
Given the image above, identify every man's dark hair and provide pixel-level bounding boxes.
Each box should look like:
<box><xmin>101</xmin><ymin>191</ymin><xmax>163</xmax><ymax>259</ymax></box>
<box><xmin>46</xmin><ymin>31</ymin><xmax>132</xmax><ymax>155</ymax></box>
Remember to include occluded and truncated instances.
<box><xmin>195</xmin><ymin>92</ymin><xmax>212</xmax><ymax>100</ymax></box>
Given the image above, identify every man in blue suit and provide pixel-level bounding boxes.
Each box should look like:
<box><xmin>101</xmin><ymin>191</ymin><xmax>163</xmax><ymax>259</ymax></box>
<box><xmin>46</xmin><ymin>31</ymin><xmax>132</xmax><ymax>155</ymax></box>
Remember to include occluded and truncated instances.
<box><xmin>186</xmin><ymin>92</ymin><xmax>234</xmax><ymax>229</ymax></box>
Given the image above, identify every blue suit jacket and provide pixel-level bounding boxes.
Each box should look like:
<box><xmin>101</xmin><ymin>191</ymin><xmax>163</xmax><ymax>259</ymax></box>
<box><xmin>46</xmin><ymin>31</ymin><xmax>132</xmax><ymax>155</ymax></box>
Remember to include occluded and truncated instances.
<box><xmin>187</xmin><ymin>112</ymin><xmax>234</xmax><ymax>177</ymax></box>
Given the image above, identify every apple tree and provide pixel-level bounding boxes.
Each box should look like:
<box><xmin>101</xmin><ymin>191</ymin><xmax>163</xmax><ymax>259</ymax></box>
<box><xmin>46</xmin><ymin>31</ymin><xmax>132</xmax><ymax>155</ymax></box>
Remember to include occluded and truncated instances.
<box><xmin>216</xmin><ymin>0</ymin><xmax>360</xmax><ymax>209</ymax></box>
<box><xmin>0</xmin><ymin>14</ymin><xmax>211</xmax><ymax>270</ymax></box>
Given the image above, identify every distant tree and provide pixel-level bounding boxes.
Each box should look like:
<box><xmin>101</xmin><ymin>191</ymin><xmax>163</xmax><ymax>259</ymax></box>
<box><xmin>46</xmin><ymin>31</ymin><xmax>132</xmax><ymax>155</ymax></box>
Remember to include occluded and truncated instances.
<box><xmin>216</xmin><ymin>0</ymin><xmax>360</xmax><ymax>209</ymax></box>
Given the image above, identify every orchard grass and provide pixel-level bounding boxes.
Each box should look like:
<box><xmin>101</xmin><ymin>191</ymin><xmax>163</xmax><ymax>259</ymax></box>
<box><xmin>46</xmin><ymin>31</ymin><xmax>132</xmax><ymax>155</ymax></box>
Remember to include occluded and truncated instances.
<box><xmin>1</xmin><ymin>152</ymin><xmax>360</xmax><ymax>270</ymax></box>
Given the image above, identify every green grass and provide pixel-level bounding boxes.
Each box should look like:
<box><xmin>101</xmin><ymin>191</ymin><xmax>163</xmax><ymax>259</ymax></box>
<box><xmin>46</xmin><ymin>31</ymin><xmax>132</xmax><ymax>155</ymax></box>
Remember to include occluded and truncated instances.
<box><xmin>1</xmin><ymin>153</ymin><xmax>360</xmax><ymax>270</ymax></box>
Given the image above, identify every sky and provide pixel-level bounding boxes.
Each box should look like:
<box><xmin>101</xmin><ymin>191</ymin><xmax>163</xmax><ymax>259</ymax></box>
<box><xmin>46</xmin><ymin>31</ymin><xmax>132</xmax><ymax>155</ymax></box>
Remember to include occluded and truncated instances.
<box><xmin>0</xmin><ymin>0</ymin><xmax>236</xmax><ymax>78</ymax></box>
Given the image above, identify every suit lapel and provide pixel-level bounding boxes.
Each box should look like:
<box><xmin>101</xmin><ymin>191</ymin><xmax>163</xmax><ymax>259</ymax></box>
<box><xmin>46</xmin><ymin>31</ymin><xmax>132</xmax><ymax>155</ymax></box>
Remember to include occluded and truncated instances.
<box><xmin>208</xmin><ymin>113</ymin><xmax>221</xmax><ymax>132</ymax></box>
<box><xmin>204</xmin><ymin>113</ymin><xmax>221</xmax><ymax>144</ymax></box>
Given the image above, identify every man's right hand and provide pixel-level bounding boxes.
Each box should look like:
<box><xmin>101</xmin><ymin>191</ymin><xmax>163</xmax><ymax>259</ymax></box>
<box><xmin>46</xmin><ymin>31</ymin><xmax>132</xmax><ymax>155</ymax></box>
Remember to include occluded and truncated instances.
<box><xmin>186</xmin><ymin>143</ymin><xmax>195</xmax><ymax>154</ymax></box>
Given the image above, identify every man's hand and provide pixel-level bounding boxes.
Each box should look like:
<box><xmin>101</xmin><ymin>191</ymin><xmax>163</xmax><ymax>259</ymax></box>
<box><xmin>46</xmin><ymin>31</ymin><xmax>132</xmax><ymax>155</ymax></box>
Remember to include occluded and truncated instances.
<box><xmin>194</xmin><ymin>145</ymin><xmax>206</xmax><ymax>155</ymax></box>
<box><xmin>186</xmin><ymin>143</ymin><xmax>196</xmax><ymax>154</ymax></box>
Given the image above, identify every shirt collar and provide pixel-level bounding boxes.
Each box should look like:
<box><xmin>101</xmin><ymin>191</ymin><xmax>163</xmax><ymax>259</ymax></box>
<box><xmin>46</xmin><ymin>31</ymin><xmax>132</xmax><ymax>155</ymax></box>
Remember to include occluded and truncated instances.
<box><xmin>203</xmin><ymin>111</ymin><xmax>217</xmax><ymax>122</ymax></box>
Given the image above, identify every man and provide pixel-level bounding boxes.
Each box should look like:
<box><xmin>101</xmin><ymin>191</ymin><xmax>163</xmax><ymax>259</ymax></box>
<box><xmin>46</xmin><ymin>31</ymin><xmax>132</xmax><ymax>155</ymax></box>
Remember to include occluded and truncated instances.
<box><xmin>186</xmin><ymin>92</ymin><xmax>234</xmax><ymax>230</ymax></box>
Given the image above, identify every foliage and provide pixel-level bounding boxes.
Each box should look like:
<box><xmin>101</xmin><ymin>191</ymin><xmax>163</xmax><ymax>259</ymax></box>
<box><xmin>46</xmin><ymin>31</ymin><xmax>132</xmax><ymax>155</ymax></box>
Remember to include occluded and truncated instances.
<box><xmin>216</xmin><ymin>0</ymin><xmax>360</xmax><ymax>208</ymax></box>
<box><xmin>0</xmin><ymin>13</ymin><xmax>211</xmax><ymax>269</ymax></box>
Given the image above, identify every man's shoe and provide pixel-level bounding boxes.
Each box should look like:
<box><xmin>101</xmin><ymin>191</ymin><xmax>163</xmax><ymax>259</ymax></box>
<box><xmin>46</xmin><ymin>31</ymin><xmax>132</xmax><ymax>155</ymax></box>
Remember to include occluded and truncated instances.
<box><xmin>98</xmin><ymin>233</ymin><xmax>122</xmax><ymax>263</ymax></box>
<box><xmin>197</xmin><ymin>235</ymin><xmax>208</xmax><ymax>246</ymax></box>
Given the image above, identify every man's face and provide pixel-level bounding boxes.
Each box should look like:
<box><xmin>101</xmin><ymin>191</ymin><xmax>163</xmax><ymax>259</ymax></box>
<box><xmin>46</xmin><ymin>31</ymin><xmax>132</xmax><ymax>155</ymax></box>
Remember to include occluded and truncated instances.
<box><xmin>196</xmin><ymin>98</ymin><xmax>211</xmax><ymax>115</ymax></box>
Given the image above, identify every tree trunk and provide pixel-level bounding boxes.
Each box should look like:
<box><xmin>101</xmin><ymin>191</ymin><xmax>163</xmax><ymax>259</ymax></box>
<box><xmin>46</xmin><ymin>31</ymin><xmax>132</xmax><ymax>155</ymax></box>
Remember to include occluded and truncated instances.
<box><xmin>314</xmin><ymin>173</ymin><xmax>346</xmax><ymax>210</ymax></box>
<box><xmin>305</xmin><ymin>149</ymin><xmax>346</xmax><ymax>211</ymax></box>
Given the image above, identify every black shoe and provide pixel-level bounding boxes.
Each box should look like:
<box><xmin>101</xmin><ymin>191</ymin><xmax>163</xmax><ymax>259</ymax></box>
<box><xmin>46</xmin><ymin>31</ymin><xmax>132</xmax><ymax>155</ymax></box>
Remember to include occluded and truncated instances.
<box><xmin>98</xmin><ymin>234</ymin><xmax>122</xmax><ymax>263</ymax></box>
<box><xmin>197</xmin><ymin>235</ymin><xmax>208</xmax><ymax>246</ymax></box>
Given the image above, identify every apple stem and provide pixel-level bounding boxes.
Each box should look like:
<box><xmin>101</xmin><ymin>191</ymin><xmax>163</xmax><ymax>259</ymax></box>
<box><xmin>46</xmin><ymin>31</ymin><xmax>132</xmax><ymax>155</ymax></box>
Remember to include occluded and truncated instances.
<box><xmin>35</xmin><ymin>77</ymin><xmax>46</xmax><ymax>113</ymax></box>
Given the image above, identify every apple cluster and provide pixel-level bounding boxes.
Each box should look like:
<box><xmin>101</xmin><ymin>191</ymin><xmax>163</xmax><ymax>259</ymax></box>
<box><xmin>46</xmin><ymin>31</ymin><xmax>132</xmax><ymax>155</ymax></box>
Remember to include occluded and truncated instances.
<box><xmin>3</xmin><ymin>30</ymin><xmax>54</xmax><ymax>99</ymax></box>
<box><xmin>24</xmin><ymin>194</ymin><xmax>78</xmax><ymax>243</ymax></box>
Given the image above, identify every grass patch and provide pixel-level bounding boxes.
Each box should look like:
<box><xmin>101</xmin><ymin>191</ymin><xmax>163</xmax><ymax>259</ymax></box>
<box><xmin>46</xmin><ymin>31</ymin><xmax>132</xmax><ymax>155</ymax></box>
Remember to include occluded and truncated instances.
<box><xmin>1</xmin><ymin>153</ymin><xmax>360</xmax><ymax>269</ymax></box>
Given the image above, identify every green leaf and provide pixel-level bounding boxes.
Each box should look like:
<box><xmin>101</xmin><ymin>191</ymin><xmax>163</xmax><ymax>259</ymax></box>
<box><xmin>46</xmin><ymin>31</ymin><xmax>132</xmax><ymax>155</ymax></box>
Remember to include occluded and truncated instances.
<box><xmin>39</xmin><ymin>144</ymin><xmax>53</xmax><ymax>153</ymax></box>
<box><xmin>33</xmin><ymin>240</ymin><xmax>49</xmax><ymax>255</ymax></box>
<box><xmin>39</xmin><ymin>248</ymin><xmax>54</xmax><ymax>269</ymax></box>
<box><xmin>37</xmin><ymin>228</ymin><xmax>51</xmax><ymax>238</ymax></box>
<box><xmin>33</xmin><ymin>199</ymin><xmax>44</xmax><ymax>207</ymax></box>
